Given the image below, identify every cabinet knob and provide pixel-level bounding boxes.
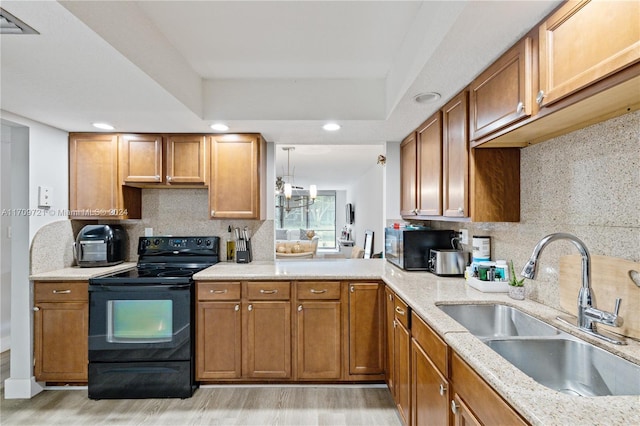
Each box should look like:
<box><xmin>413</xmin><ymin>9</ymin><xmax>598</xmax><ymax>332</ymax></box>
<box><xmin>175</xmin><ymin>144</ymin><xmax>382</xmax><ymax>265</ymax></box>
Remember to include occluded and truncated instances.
<box><xmin>33</xmin><ymin>306</ymin><xmax>40</xmax><ymax>312</ymax></box>
<box><xmin>248</xmin><ymin>304</ymin><xmax>253</xmax><ymax>311</ymax></box>
<box><xmin>439</xmin><ymin>384</ymin><xmax>447</xmax><ymax>396</ymax></box>
<box><xmin>457</xmin><ymin>207</ymin><xmax>464</xmax><ymax>214</ymax></box>
<box><xmin>155</xmin><ymin>175</ymin><xmax>160</xmax><ymax>181</ymax></box>
<box><xmin>451</xmin><ymin>400</ymin><xmax>459</xmax><ymax>415</ymax></box>
<box><xmin>234</xmin><ymin>304</ymin><xmax>240</xmax><ymax>311</ymax></box>
<box><xmin>211</xmin><ymin>210</ymin><xmax>215</xmax><ymax>217</ymax></box>
<box><xmin>298</xmin><ymin>305</ymin><xmax>303</xmax><ymax>312</ymax></box>
<box><xmin>536</xmin><ymin>90</ymin><xmax>545</xmax><ymax>105</ymax></box>
<box><xmin>516</xmin><ymin>101</ymin><xmax>524</xmax><ymax>114</ymax></box>
<box><xmin>350</xmin><ymin>285</ymin><xmax>355</xmax><ymax>293</ymax></box>
<box><xmin>166</xmin><ymin>175</ymin><xmax>172</xmax><ymax>182</ymax></box>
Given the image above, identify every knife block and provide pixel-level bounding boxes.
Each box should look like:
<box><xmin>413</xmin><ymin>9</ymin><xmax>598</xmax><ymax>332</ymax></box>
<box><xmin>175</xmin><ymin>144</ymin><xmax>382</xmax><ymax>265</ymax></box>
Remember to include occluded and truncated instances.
<box><xmin>236</xmin><ymin>240</ymin><xmax>252</xmax><ymax>263</ymax></box>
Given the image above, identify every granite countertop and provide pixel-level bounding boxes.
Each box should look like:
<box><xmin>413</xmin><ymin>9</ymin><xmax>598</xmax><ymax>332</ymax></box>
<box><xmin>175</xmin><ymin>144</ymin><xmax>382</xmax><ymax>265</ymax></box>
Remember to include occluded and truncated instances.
<box><xmin>29</xmin><ymin>262</ymin><xmax>137</xmax><ymax>281</ymax></box>
<box><xmin>195</xmin><ymin>259</ymin><xmax>640</xmax><ymax>426</ymax></box>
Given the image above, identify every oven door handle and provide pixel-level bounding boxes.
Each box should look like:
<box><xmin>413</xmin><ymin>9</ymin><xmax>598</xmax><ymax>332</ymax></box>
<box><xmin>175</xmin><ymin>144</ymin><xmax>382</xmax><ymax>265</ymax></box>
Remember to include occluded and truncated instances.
<box><xmin>89</xmin><ymin>283</ymin><xmax>192</xmax><ymax>292</ymax></box>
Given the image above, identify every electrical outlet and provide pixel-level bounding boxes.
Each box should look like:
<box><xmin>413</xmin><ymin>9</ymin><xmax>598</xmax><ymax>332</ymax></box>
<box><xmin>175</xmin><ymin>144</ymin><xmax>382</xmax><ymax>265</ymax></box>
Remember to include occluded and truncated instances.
<box><xmin>460</xmin><ymin>229</ymin><xmax>469</xmax><ymax>244</ymax></box>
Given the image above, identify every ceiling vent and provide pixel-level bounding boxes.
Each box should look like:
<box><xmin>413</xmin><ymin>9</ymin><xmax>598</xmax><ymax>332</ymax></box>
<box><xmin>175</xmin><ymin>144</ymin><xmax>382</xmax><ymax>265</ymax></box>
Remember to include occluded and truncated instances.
<box><xmin>0</xmin><ymin>8</ymin><xmax>38</xmax><ymax>35</ymax></box>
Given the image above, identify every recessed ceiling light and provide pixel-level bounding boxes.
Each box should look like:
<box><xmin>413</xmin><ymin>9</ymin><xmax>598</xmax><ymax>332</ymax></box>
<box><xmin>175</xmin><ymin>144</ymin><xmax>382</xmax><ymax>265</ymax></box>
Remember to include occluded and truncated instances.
<box><xmin>92</xmin><ymin>122</ymin><xmax>115</xmax><ymax>130</ymax></box>
<box><xmin>323</xmin><ymin>123</ymin><xmax>340</xmax><ymax>131</ymax></box>
<box><xmin>413</xmin><ymin>92</ymin><xmax>441</xmax><ymax>104</ymax></box>
<box><xmin>210</xmin><ymin>123</ymin><xmax>229</xmax><ymax>131</ymax></box>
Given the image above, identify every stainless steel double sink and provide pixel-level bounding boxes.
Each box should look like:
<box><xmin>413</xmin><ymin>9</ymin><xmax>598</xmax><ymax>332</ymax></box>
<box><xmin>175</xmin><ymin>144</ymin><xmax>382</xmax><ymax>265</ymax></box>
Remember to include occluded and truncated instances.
<box><xmin>437</xmin><ymin>303</ymin><xmax>640</xmax><ymax>397</ymax></box>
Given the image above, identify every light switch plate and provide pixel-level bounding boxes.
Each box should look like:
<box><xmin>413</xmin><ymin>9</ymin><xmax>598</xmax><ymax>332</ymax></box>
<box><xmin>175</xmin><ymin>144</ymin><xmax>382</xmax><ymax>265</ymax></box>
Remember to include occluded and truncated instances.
<box><xmin>38</xmin><ymin>186</ymin><xmax>52</xmax><ymax>207</ymax></box>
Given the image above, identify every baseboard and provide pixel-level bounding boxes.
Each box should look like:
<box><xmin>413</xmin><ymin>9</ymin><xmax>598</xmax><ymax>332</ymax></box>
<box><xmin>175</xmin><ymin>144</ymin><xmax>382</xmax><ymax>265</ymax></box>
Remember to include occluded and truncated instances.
<box><xmin>4</xmin><ymin>377</ymin><xmax>45</xmax><ymax>399</ymax></box>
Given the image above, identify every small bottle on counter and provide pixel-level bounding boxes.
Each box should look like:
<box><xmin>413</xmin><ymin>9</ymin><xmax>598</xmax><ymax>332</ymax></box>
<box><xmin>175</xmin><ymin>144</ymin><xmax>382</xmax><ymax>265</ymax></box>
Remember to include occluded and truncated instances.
<box><xmin>226</xmin><ymin>225</ymin><xmax>235</xmax><ymax>262</ymax></box>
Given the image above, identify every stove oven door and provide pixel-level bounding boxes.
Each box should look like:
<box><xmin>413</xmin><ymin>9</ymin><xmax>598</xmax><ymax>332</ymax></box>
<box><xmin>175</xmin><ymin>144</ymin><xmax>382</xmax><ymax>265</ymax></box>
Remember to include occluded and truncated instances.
<box><xmin>88</xmin><ymin>283</ymin><xmax>192</xmax><ymax>363</ymax></box>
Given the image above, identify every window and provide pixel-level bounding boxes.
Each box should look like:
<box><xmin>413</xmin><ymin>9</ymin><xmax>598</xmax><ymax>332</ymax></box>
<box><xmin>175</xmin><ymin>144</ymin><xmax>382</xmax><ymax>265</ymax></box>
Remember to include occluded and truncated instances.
<box><xmin>276</xmin><ymin>191</ymin><xmax>336</xmax><ymax>249</ymax></box>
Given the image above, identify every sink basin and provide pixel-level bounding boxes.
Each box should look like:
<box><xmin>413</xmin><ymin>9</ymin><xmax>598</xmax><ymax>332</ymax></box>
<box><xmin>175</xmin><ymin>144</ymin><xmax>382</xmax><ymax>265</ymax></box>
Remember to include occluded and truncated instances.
<box><xmin>486</xmin><ymin>338</ymin><xmax>640</xmax><ymax>396</ymax></box>
<box><xmin>437</xmin><ymin>303</ymin><xmax>560</xmax><ymax>338</ymax></box>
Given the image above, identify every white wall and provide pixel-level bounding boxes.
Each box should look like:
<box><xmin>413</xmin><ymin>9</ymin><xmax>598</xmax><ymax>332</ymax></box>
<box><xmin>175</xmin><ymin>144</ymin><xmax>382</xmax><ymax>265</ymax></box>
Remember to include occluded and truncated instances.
<box><xmin>384</xmin><ymin>141</ymin><xmax>401</xmax><ymax>224</ymax></box>
<box><xmin>1</xmin><ymin>111</ymin><xmax>68</xmax><ymax>398</ymax></box>
<box><xmin>347</xmin><ymin>162</ymin><xmax>385</xmax><ymax>255</ymax></box>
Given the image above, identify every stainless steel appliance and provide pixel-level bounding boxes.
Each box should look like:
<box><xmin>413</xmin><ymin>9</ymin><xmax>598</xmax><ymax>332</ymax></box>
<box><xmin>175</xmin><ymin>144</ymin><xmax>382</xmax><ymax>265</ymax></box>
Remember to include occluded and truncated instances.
<box><xmin>384</xmin><ymin>227</ymin><xmax>455</xmax><ymax>271</ymax></box>
<box><xmin>88</xmin><ymin>235</ymin><xmax>219</xmax><ymax>399</ymax></box>
<box><xmin>75</xmin><ymin>225</ymin><xmax>127</xmax><ymax>267</ymax></box>
<box><xmin>428</xmin><ymin>249</ymin><xmax>468</xmax><ymax>276</ymax></box>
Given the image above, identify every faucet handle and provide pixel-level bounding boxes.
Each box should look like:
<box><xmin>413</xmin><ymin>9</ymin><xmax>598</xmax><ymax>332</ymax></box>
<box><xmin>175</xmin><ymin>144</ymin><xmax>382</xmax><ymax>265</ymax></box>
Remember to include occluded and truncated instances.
<box><xmin>614</xmin><ymin>298</ymin><xmax>622</xmax><ymax>316</ymax></box>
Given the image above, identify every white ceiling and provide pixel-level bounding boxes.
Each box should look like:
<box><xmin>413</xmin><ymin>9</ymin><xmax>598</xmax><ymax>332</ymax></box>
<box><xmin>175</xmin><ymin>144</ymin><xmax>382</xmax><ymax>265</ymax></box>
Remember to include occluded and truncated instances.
<box><xmin>0</xmin><ymin>0</ymin><xmax>561</xmax><ymax>186</ymax></box>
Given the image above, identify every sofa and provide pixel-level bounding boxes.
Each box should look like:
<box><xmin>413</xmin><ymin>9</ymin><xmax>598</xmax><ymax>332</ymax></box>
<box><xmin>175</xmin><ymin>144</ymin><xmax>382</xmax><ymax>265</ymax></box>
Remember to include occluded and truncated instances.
<box><xmin>275</xmin><ymin>229</ymin><xmax>319</xmax><ymax>258</ymax></box>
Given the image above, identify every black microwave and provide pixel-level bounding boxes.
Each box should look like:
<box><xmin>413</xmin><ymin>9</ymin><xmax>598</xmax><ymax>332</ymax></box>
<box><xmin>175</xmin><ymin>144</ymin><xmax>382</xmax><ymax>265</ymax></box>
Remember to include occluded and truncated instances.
<box><xmin>384</xmin><ymin>227</ymin><xmax>455</xmax><ymax>271</ymax></box>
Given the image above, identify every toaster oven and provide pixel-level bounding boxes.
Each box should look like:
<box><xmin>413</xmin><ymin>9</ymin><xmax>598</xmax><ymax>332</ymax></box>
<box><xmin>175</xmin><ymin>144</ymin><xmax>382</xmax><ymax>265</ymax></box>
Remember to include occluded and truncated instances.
<box><xmin>75</xmin><ymin>225</ymin><xmax>127</xmax><ymax>267</ymax></box>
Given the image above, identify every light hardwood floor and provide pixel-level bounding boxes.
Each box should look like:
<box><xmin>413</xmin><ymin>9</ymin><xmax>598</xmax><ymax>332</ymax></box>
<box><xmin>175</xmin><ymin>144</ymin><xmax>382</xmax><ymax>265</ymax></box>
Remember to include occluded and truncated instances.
<box><xmin>1</xmin><ymin>352</ymin><xmax>401</xmax><ymax>426</ymax></box>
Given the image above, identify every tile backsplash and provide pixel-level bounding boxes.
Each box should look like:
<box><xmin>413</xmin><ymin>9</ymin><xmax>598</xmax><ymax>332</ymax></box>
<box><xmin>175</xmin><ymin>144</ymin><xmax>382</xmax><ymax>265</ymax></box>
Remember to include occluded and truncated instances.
<box><xmin>430</xmin><ymin>110</ymin><xmax>640</xmax><ymax>309</ymax></box>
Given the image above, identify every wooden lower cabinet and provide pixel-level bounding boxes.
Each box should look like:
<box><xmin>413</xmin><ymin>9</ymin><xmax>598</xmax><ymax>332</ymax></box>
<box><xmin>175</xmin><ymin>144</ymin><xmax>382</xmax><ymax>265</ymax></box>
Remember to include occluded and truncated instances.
<box><xmin>244</xmin><ymin>301</ymin><xmax>291</xmax><ymax>378</ymax></box>
<box><xmin>296</xmin><ymin>281</ymin><xmax>342</xmax><ymax>380</ymax></box>
<box><xmin>394</xmin><ymin>312</ymin><xmax>411</xmax><ymax>424</ymax></box>
<box><xmin>451</xmin><ymin>352</ymin><xmax>527</xmax><ymax>425</ymax></box>
<box><xmin>33</xmin><ymin>281</ymin><xmax>88</xmax><ymax>382</ymax></box>
<box><xmin>451</xmin><ymin>393</ymin><xmax>482</xmax><ymax>426</ymax></box>
<box><xmin>348</xmin><ymin>282</ymin><xmax>385</xmax><ymax>377</ymax></box>
<box><xmin>196</xmin><ymin>301</ymin><xmax>242</xmax><ymax>379</ymax></box>
<box><xmin>384</xmin><ymin>288</ymin><xmax>396</xmax><ymax>393</ymax></box>
<box><xmin>412</xmin><ymin>339</ymin><xmax>450</xmax><ymax>426</ymax></box>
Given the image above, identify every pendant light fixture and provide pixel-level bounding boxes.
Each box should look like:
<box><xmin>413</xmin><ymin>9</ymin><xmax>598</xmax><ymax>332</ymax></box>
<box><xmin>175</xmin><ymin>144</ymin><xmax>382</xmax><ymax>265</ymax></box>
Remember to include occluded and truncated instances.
<box><xmin>276</xmin><ymin>147</ymin><xmax>317</xmax><ymax>212</ymax></box>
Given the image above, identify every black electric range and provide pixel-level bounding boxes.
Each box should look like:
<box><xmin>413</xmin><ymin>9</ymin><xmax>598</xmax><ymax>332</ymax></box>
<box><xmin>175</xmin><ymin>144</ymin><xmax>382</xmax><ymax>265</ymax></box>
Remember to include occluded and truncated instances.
<box><xmin>87</xmin><ymin>236</ymin><xmax>219</xmax><ymax>399</ymax></box>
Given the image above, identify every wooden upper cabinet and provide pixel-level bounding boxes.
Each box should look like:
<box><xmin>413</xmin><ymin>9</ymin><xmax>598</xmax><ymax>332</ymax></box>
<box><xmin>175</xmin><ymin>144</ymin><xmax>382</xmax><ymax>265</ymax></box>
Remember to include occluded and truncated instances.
<box><xmin>470</xmin><ymin>37</ymin><xmax>533</xmax><ymax>141</ymax></box>
<box><xmin>166</xmin><ymin>135</ymin><xmax>207</xmax><ymax>184</ymax></box>
<box><xmin>400</xmin><ymin>132</ymin><xmax>418</xmax><ymax>217</ymax></box>
<box><xmin>69</xmin><ymin>133</ymin><xmax>141</xmax><ymax>219</ymax></box>
<box><xmin>442</xmin><ymin>91</ymin><xmax>469</xmax><ymax>218</ymax></box>
<box><xmin>416</xmin><ymin>112</ymin><xmax>443</xmax><ymax>216</ymax></box>
<box><xmin>119</xmin><ymin>134</ymin><xmax>163</xmax><ymax>183</ymax></box>
<box><xmin>209</xmin><ymin>134</ymin><xmax>266</xmax><ymax>219</ymax></box>
<box><xmin>538</xmin><ymin>0</ymin><xmax>640</xmax><ymax>107</ymax></box>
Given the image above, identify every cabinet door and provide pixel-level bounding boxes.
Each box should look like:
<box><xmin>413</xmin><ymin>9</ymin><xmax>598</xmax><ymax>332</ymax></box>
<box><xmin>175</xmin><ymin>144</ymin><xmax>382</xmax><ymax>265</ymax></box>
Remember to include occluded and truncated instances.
<box><xmin>538</xmin><ymin>0</ymin><xmax>640</xmax><ymax>107</ymax></box>
<box><xmin>296</xmin><ymin>301</ymin><xmax>342</xmax><ymax>379</ymax></box>
<box><xmin>166</xmin><ymin>135</ymin><xmax>207</xmax><ymax>184</ymax></box>
<box><xmin>451</xmin><ymin>393</ymin><xmax>482</xmax><ymax>426</ymax></box>
<box><xmin>470</xmin><ymin>37</ymin><xmax>533</xmax><ymax>141</ymax></box>
<box><xmin>69</xmin><ymin>133</ymin><xmax>119</xmax><ymax>215</ymax></box>
<box><xmin>120</xmin><ymin>134</ymin><xmax>163</xmax><ymax>183</ymax></box>
<box><xmin>451</xmin><ymin>352</ymin><xmax>527</xmax><ymax>425</ymax></box>
<box><xmin>348</xmin><ymin>283</ymin><xmax>384</xmax><ymax>375</ymax></box>
<box><xmin>394</xmin><ymin>318</ymin><xmax>411</xmax><ymax>425</ymax></box>
<box><xmin>384</xmin><ymin>288</ymin><xmax>395</xmax><ymax>394</ymax></box>
<box><xmin>442</xmin><ymin>91</ymin><xmax>469</xmax><ymax>218</ymax></box>
<box><xmin>244</xmin><ymin>301</ymin><xmax>291</xmax><ymax>378</ymax></box>
<box><xmin>33</xmin><ymin>302</ymin><xmax>88</xmax><ymax>382</ymax></box>
<box><xmin>400</xmin><ymin>132</ymin><xmax>418</xmax><ymax>217</ymax></box>
<box><xmin>210</xmin><ymin>135</ymin><xmax>265</xmax><ymax>219</ymax></box>
<box><xmin>416</xmin><ymin>112</ymin><xmax>443</xmax><ymax>216</ymax></box>
<box><xmin>196</xmin><ymin>301</ymin><xmax>241</xmax><ymax>380</ymax></box>
<box><xmin>411</xmin><ymin>339</ymin><xmax>449</xmax><ymax>426</ymax></box>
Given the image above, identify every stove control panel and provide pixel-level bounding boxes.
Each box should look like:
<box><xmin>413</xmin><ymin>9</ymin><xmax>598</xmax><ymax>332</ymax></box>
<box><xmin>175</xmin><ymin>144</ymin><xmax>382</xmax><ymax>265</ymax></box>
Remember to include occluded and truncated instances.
<box><xmin>138</xmin><ymin>236</ymin><xmax>220</xmax><ymax>254</ymax></box>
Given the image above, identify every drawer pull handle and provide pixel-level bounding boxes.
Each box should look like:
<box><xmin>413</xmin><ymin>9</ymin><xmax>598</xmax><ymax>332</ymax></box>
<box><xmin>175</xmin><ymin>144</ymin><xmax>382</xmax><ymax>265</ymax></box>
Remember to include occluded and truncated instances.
<box><xmin>260</xmin><ymin>289</ymin><xmax>278</xmax><ymax>294</ymax></box>
<box><xmin>395</xmin><ymin>306</ymin><xmax>406</xmax><ymax>316</ymax></box>
<box><xmin>439</xmin><ymin>384</ymin><xmax>447</xmax><ymax>396</ymax></box>
<box><xmin>451</xmin><ymin>400</ymin><xmax>459</xmax><ymax>415</ymax></box>
<box><xmin>210</xmin><ymin>289</ymin><xmax>228</xmax><ymax>294</ymax></box>
<box><xmin>52</xmin><ymin>289</ymin><xmax>71</xmax><ymax>294</ymax></box>
<box><xmin>310</xmin><ymin>289</ymin><xmax>327</xmax><ymax>294</ymax></box>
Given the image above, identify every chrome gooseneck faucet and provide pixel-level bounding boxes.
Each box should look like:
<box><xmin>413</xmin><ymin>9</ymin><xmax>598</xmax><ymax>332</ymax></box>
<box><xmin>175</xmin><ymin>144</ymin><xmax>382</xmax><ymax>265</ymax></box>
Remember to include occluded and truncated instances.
<box><xmin>521</xmin><ymin>233</ymin><xmax>626</xmax><ymax>345</ymax></box>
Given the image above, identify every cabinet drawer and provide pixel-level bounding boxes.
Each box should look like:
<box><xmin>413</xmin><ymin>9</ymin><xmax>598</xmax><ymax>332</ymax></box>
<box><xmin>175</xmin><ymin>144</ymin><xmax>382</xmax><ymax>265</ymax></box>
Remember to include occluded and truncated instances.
<box><xmin>34</xmin><ymin>282</ymin><xmax>88</xmax><ymax>302</ymax></box>
<box><xmin>246</xmin><ymin>281</ymin><xmax>290</xmax><ymax>300</ymax></box>
<box><xmin>394</xmin><ymin>296</ymin><xmax>410</xmax><ymax>329</ymax></box>
<box><xmin>197</xmin><ymin>282</ymin><xmax>241</xmax><ymax>300</ymax></box>
<box><xmin>297</xmin><ymin>281</ymin><xmax>341</xmax><ymax>300</ymax></box>
<box><xmin>411</xmin><ymin>311</ymin><xmax>448</xmax><ymax>376</ymax></box>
